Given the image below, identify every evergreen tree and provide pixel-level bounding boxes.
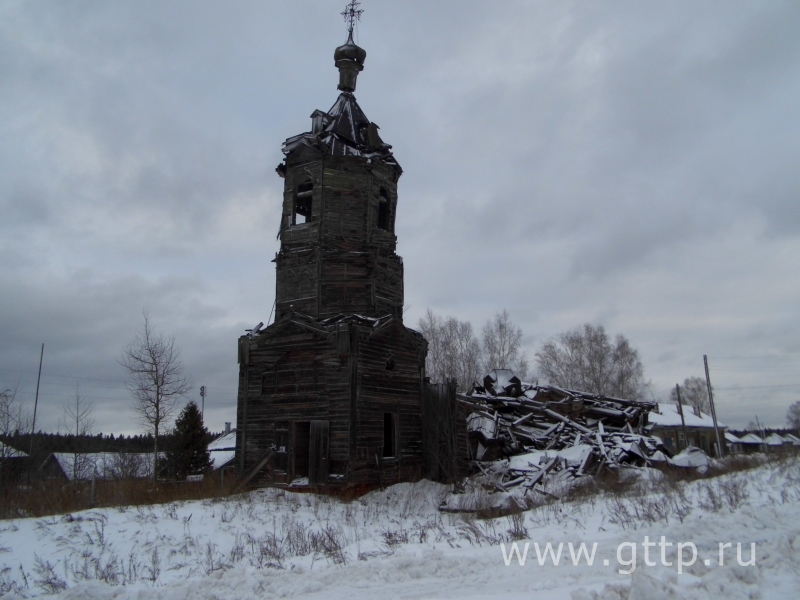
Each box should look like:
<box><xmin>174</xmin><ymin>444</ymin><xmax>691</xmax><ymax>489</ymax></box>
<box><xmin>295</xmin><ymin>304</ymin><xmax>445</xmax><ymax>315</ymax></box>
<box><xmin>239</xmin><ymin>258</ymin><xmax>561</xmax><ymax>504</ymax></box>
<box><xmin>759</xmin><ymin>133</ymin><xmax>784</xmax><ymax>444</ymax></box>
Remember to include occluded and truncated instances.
<box><xmin>165</xmin><ymin>401</ymin><xmax>212</xmax><ymax>480</ymax></box>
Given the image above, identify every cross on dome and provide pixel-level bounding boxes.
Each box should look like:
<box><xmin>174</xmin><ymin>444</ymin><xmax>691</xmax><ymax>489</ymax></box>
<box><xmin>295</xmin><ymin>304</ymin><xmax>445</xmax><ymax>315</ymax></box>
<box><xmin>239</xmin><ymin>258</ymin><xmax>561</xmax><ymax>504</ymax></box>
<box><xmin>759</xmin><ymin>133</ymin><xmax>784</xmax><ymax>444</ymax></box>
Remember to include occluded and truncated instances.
<box><xmin>341</xmin><ymin>1</ymin><xmax>364</xmax><ymax>39</ymax></box>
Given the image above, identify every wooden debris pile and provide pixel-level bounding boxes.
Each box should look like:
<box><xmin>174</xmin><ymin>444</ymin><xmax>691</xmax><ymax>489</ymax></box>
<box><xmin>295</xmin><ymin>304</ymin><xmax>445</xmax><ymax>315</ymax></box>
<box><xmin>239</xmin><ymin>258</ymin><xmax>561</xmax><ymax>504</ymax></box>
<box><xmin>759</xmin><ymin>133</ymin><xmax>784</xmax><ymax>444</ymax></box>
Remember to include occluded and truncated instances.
<box><xmin>442</xmin><ymin>370</ymin><xmax>668</xmax><ymax>512</ymax></box>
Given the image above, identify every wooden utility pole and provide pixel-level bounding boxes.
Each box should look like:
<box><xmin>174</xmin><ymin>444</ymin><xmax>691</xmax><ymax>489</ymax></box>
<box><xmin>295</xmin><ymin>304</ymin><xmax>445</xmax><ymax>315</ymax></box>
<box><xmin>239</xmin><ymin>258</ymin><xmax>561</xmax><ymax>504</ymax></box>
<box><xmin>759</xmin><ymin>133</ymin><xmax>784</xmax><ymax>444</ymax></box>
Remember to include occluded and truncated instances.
<box><xmin>703</xmin><ymin>355</ymin><xmax>725</xmax><ymax>458</ymax></box>
<box><xmin>27</xmin><ymin>343</ymin><xmax>44</xmax><ymax>484</ymax></box>
<box><xmin>675</xmin><ymin>384</ymin><xmax>689</xmax><ymax>451</ymax></box>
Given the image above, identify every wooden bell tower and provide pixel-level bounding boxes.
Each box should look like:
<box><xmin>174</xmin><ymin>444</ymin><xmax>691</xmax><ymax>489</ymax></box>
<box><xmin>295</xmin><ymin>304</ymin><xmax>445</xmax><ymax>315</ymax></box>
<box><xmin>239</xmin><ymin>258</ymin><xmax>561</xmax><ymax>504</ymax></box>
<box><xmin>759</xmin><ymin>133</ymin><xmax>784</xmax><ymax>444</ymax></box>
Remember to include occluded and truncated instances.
<box><xmin>235</xmin><ymin>3</ymin><xmax>429</xmax><ymax>491</ymax></box>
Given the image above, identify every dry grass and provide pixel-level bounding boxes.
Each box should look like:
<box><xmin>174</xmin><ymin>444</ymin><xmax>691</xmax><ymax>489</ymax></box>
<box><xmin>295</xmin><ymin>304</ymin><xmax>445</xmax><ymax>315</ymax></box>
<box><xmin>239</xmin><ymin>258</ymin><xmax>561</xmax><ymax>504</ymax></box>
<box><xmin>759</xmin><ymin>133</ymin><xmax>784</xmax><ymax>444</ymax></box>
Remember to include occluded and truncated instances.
<box><xmin>0</xmin><ymin>473</ymin><xmax>239</xmax><ymax>520</ymax></box>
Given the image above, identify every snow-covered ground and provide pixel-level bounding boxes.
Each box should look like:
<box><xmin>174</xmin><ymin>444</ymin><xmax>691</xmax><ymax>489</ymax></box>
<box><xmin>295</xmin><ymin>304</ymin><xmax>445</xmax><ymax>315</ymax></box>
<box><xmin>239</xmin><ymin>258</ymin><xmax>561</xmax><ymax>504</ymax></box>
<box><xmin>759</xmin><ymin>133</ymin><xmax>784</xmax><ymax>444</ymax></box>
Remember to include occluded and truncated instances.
<box><xmin>2</xmin><ymin>458</ymin><xmax>799</xmax><ymax>599</ymax></box>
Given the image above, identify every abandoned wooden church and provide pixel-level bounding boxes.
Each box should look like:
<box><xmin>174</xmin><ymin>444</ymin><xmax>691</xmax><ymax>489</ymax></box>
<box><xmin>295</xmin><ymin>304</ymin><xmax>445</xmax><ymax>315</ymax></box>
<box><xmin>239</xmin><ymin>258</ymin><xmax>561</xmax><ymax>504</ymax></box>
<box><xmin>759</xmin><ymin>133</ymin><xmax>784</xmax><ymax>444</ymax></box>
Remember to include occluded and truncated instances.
<box><xmin>235</xmin><ymin>11</ymin><xmax>462</xmax><ymax>491</ymax></box>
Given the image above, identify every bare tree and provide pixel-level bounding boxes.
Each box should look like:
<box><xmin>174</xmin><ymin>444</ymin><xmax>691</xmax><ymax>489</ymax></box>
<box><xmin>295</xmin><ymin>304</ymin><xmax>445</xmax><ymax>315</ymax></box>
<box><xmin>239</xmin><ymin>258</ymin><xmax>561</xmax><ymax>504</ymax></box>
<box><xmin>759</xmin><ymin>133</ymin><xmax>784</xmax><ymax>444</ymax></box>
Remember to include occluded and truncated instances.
<box><xmin>536</xmin><ymin>323</ymin><xmax>647</xmax><ymax>399</ymax></box>
<box><xmin>419</xmin><ymin>310</ymin><xmax>444</xmax><ymax>381</ymax></box>
<box><xmin>0</xmin><ymin>387</ymin><xmax>25</xmax><ymax>440</ymax></box>
<box><xmin>60</xmin><ymin>384</ymin><xmax>96</xmax><ymax>480</ymax></box>
<box><xmin>111</xmin><ymin>452</ymin><xmax>150</xmax><ymax>481</ymax></box>
<box><xmin>419</xmin><ymin>310</ymin><xmax>482</xmax><ymax>392</ymax></box>
<box><xmin>120</xmin><ymin>312</ymin><xmax>192</xmax><ymax>480</ymax></box>
<box><xmin>0</xmin><ymin>387</ymin><xmax>28</xmax><ymax>487</ymax></box>
<box><xmin>787</xmin><ymin>401</ymin><xmax>800</xmax><ymax>433</ymax></box>
<box><xmin>481</xmin><ymin>310</ymin><xmax>529</xmax><ymax>380</ymax></box>
<box><xmin>669</xmin><ymin>376</ymin><xmax>710</xmax><ymax>413</ymax></box>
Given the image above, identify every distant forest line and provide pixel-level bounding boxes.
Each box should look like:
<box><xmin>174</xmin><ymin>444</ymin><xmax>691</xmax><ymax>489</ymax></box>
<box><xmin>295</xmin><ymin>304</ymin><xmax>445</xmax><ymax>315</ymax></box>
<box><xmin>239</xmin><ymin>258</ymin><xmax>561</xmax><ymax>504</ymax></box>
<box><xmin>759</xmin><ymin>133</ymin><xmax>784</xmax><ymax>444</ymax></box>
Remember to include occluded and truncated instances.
<box><xmin>1</xmin><ymin>430</ymin><xmax>223</xmax><ymax>461</ymax></box>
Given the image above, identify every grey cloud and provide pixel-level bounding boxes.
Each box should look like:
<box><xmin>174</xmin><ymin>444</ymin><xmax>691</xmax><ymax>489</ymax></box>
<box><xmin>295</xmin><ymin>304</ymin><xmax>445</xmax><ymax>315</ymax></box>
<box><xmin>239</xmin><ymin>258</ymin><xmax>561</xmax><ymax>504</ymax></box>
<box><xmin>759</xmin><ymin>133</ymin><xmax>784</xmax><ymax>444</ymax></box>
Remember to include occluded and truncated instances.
<box><xmin>2</xmin><ymin>1</ymin><xmax>799</xmax><ymax>431</ymax></box>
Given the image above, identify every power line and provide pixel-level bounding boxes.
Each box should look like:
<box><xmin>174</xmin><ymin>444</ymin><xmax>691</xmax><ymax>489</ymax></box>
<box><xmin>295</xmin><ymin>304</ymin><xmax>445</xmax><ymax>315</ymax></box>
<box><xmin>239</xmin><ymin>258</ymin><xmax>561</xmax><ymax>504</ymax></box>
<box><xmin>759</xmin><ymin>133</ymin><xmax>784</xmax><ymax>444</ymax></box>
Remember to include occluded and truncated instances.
<box><xmin>715</xmin><ymin>383</ymin><xmax>800</xmax><ymax>391</ymax></box>
<box><xmin>708</xmin><ymin>353</ymin><xmax>800</xmax><ymax>360</ymax></box>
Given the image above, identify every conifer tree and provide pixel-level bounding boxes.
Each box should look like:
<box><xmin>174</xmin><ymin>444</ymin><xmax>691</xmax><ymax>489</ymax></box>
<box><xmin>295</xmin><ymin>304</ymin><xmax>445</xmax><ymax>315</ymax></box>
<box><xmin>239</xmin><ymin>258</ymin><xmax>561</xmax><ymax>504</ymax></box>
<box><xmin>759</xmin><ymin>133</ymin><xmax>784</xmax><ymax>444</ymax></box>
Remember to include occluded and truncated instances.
<box><xmin>165</xmin><ymin>401</ymin><xmax>211</xmax><ymax>480</ymax></box>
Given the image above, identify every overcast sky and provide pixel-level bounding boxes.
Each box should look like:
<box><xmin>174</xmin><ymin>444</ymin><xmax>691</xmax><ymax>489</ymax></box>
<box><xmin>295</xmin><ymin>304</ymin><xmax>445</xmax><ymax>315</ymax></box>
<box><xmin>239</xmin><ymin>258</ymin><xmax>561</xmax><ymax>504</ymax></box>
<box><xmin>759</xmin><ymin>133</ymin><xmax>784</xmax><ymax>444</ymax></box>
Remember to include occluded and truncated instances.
<box><xmin>2</xmin><ymin>0</ymin><xmax>799</xmax><ymax>435</ymax></box>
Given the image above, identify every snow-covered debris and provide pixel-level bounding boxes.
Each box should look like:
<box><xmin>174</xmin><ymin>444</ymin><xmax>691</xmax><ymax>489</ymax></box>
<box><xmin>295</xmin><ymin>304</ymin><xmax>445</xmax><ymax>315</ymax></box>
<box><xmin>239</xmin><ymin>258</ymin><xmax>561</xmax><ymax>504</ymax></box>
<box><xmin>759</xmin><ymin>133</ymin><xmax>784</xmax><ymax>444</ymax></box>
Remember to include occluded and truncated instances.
<box><xmin>446</xmin><ymin>371</ymin><xmax>669</xmax><ymax>511</ymax></box>
<box><xmin>668</xmin><ymin>446</ymin><xmax>710</xmax><ymax>469</ymax></box>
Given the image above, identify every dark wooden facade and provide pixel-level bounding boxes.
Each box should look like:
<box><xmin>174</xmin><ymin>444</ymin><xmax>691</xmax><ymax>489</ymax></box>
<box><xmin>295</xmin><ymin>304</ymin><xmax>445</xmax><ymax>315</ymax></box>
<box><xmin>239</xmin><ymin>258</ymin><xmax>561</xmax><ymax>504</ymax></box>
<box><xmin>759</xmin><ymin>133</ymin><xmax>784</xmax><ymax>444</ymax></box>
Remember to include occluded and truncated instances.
<box><xmin>237</xmin><ymin>313</ymin><xmax>427</xmax><ymax>487</ymax></box>
<box><xmin>235</xmin><ymin>32</ymin><xmax>430</xmax><ymax>490</ymax></box>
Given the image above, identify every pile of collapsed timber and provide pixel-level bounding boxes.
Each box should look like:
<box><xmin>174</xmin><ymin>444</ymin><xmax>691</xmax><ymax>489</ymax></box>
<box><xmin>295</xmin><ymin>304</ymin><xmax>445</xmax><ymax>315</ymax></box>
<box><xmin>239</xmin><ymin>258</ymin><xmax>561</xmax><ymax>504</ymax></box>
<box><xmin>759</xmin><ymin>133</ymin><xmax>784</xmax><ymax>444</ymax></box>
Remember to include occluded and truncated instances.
<box><xmin>441</xmin><ymin>369</ymin><xmax>669</xmax><ymax>512</ymax></box>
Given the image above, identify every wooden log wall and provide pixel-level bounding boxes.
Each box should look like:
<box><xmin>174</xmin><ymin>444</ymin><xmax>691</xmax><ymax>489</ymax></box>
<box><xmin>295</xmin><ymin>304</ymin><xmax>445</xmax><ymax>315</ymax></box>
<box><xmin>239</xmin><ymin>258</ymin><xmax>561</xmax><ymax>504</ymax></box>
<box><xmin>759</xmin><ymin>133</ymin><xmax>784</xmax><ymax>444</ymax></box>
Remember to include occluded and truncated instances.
<box><xmin>275</xmin><ymin>155</ymin><xmax>404</xmax><ymax>321</ymax></box>
<box><xmin>236</xmin><ymin>315</ymin><xmax>428</xmax><ymax>489</ymax></box>
<box><xmin>349</xmin><ymin>320</ymin><xmax>427</xmax><ymax>485</ymax></box>
<box><xmin>422</xmin><ymin>381</ymin><xmax>471</xmax><ymax>483</ymax></box>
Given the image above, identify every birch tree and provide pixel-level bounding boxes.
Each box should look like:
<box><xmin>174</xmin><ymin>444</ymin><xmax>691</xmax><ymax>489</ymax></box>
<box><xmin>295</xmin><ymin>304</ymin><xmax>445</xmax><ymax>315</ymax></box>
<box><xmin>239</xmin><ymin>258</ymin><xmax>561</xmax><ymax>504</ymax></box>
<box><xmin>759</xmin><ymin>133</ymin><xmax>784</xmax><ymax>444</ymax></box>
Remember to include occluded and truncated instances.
<box><xmin>0</xmin><ymin>387</ymin><xmax>28</xmax><ymax>488</ymax></box>
<box><xmin>481</xmin><ymin>310</ymin><xmax>529</xmax><ymax>380</ymax></box>
<box><xmin>669</xmin><ymin>376</ymin><xmax>710</xmax><ymax>413</ymax></box>
<box><xmin>787</xmin><ymin>401</ymin><xmax>800</xmax><ymax>432</ymax></box>
<box><xmin>419</xmin><ymin>310</ymin><xmax>482</xmax><ymax>391</ymax></box>
<box><xmin>120</xmin><ymin>312</ymin><xmax>191</xmax><ymax>480</ymax></box>
<box><xmin>60</xmin><ymin>384</ymin><xmax>95</xmax><ymax>480</ymax></box>
<box><xmin>536</xmin><ymin>323</ymin><xmax>647</xmax><ymax>399</ymax></box>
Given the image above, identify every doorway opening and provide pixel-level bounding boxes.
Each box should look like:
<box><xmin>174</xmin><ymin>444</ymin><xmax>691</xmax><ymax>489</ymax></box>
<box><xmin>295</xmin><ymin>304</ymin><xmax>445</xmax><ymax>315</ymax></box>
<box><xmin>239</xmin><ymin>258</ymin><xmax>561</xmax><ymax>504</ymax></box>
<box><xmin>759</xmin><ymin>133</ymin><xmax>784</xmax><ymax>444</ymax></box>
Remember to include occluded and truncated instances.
<box><xmin>293</xmin><ymin>421</ymin><xmax>310</xmax><ymax>478</ymax></box>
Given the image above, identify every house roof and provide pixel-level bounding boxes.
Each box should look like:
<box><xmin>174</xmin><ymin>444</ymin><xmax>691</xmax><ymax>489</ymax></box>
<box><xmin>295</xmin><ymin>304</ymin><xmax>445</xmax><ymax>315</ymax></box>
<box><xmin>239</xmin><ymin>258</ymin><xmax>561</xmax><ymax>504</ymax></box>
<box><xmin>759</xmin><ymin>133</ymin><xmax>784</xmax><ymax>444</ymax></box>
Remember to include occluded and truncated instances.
<box><xmin>725</xmin><ymin>431</ymin><xmax>741</xmax><ymax>443</ymax></box>
<box><xmin>765</xmin><ymin>433</ymin><xmax>788</xmax><ymax>446</ymax></box>
<box><xmin>738</xmin><ymin>433</ymin><xmax>764</xmax><ymax>445</ymax></box>
<box><xmin>782</xmin><ymin>433</ymin><xmax>800</xmax><ymax>445</ymax></box>
<box><xmin>648</xmin><ymin>403</ymin><xmax>726</xmax><ymax>429</ymax></box>
<box><xmin>208</xmin><ymin>431</ymin><xmax>236</xmax><ymax>469</ymax></box>
<box><xmin>46</xmin><ymin>452</ymin><xmax>158</xmax><ymax>481</ymax></box>
<box><xmin>0</xmin><ymin>442</ymin><xmax>27</xmax><ymax>458</ymax></box>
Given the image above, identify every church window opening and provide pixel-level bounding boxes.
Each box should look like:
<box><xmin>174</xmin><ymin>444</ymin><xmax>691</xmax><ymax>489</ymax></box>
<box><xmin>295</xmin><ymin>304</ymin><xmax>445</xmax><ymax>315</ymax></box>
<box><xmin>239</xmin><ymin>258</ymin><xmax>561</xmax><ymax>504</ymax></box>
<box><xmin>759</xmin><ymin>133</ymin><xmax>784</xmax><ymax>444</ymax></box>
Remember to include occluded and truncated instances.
<box><xmin>377</xmin><ymin>187</ymin><xmax>390</xmax><ymax>231</ymax></box>
<box><xmin>293</xmin><ymin>182</ymin><xmax>314</xmax><ymax>225</ymax></box>
<box><xmin>383</xmin><ymin>412</ymin><xmax>396</xmax><ymax>458</ymax></box>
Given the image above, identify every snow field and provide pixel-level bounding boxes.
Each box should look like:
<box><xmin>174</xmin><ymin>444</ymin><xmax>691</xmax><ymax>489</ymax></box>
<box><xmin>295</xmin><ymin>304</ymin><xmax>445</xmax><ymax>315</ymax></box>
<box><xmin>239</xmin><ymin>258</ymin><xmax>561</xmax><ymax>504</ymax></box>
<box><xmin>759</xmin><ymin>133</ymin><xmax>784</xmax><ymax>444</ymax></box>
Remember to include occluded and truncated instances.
<box><xmin>0</xmin><ymin>457</ymin><xmax>799</xmax><ymax>598</ymax></box>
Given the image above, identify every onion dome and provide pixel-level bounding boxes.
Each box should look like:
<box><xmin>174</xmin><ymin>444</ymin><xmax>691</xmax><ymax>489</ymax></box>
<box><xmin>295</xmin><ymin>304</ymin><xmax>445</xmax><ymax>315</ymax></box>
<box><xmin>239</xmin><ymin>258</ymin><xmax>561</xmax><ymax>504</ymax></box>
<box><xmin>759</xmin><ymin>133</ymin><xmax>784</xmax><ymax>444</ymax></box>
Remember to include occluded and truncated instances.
<box><xmin>334</xmin><ymin>32</ymin><xmax>366</xmax><ymax>92</ymax></box>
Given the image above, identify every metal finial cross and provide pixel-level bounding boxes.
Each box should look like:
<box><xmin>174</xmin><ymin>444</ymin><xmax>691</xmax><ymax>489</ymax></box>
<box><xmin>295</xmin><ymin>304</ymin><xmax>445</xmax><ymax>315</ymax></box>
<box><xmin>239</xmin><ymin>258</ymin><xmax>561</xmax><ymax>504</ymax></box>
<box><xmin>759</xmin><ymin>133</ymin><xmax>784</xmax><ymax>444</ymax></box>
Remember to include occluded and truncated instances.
<box><xmin>341</xmin><ymin>0</ymin><xmax>363</xmax><ymax>38</ymax></box>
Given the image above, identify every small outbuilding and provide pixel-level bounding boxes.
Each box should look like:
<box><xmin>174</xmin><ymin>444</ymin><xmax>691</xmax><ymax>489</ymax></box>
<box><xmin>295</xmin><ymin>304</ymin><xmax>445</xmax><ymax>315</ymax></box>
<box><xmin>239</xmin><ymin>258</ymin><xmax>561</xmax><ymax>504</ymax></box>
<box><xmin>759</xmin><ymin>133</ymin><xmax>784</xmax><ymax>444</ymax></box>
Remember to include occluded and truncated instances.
<box><xmin>736</xmin><ymin>433</ymin><xmax>766</xmax><ymax>454</ymax></box>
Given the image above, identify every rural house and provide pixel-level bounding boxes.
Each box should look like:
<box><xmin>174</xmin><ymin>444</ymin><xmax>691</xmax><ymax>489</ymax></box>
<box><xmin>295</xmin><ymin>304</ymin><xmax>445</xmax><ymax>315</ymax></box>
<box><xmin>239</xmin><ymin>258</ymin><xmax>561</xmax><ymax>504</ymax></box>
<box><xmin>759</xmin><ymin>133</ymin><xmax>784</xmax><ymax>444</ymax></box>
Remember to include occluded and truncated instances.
<box><xmin>646</xmin><ymin>403</ymin><xmax>727</xmax><ymax>457</ymax></box>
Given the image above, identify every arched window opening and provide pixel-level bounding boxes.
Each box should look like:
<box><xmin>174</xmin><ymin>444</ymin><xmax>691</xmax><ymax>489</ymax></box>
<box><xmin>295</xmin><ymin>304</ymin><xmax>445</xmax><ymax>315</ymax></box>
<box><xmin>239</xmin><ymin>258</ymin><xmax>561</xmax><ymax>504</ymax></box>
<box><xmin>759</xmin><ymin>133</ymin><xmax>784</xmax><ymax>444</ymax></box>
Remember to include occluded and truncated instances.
<box><xmin>377</xmin><ymin>187</ymin><xmax>390</xmax><ymax>231</ymax></box>
<box><xmin>293</xmin><ymin>182</ymin><xmax>314</xmax><ymax>225</ymax></box>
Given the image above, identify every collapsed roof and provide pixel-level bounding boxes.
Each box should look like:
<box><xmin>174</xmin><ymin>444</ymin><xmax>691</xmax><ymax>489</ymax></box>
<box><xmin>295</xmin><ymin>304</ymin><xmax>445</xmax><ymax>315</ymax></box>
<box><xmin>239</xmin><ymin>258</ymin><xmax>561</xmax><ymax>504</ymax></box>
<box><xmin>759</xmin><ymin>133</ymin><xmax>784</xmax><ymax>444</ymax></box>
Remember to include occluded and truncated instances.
<box><xmin>280</xmin><ymin>92</ymin><xmax>401</xmax><ymax>175</ymax></box>
<box><xmin>442</xmin><ymin>370</ymin><xmax>673</xmax><ymax>513</ymax></box>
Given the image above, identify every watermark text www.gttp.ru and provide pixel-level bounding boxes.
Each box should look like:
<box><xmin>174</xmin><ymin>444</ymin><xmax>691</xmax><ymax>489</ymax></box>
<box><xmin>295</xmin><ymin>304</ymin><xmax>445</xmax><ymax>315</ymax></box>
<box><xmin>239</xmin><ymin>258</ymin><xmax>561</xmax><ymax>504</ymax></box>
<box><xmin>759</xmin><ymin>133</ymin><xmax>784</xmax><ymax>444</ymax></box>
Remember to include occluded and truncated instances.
<box><xmin>500</xmin><ymin>536</ymin><xmax>756</xmax><ymax>575</ymax></box>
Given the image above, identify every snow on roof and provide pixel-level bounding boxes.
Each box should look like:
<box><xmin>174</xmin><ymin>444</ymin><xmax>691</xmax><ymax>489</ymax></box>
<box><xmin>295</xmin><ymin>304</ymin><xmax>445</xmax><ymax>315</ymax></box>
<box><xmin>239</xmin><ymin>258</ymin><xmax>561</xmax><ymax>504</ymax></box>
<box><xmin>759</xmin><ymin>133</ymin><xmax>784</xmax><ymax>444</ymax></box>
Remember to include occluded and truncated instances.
<box><xmin>648</xmin><ymin>403</ymin><xmax>725</xmax><ymax>429</ymax></box>
<box><xmin>208</xmin><ymin>431</ymin><xmax>236</xmax><ymax>452</ymax></box>
<box><xmin>782</xmin><ymin>433</ymin><xmax>800</xmax><ymax>445</ymax></box>
<box><xmin>725</xmin><ymin>431</ymin><xmax>741</xmax><ymax>443</ymax></box>
<box><xmin>0</xmin><ymin>442</ymin><xmax>27</xmax><ymax>458</ymax></box>
<box><xmin>50</xmin><ymin>452</ymin><xmax>157</xmax><ymax>481</ymax></box>
<box><xmin>208</xmin><ymin>431</ymin><xmax>236</xmax><ymax>469</ymax></box>
<box><xmin>765</xmin><ymin>433</ymin><xmax>788</xmax><ymax>446</ymax></box>
<box><xmin>738</xmin><ymin>433</ymin><xmax>764</xmax><ymax>445</ymax></box>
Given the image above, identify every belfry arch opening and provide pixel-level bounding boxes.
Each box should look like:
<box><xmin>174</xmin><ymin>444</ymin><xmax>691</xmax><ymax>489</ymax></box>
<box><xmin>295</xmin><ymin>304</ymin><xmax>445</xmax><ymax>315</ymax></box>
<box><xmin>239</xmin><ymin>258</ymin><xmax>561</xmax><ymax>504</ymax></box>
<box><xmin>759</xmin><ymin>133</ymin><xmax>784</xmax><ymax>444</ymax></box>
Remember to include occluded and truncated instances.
<box><xmin>377</xmin><ymin>187</ymin><xmax>390</xmax><ymax>231</ymax></box>
<box><xmin>293</xmin><ymin>181</ymin><xmax>314</xmax><ymax>225</ymax></box>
